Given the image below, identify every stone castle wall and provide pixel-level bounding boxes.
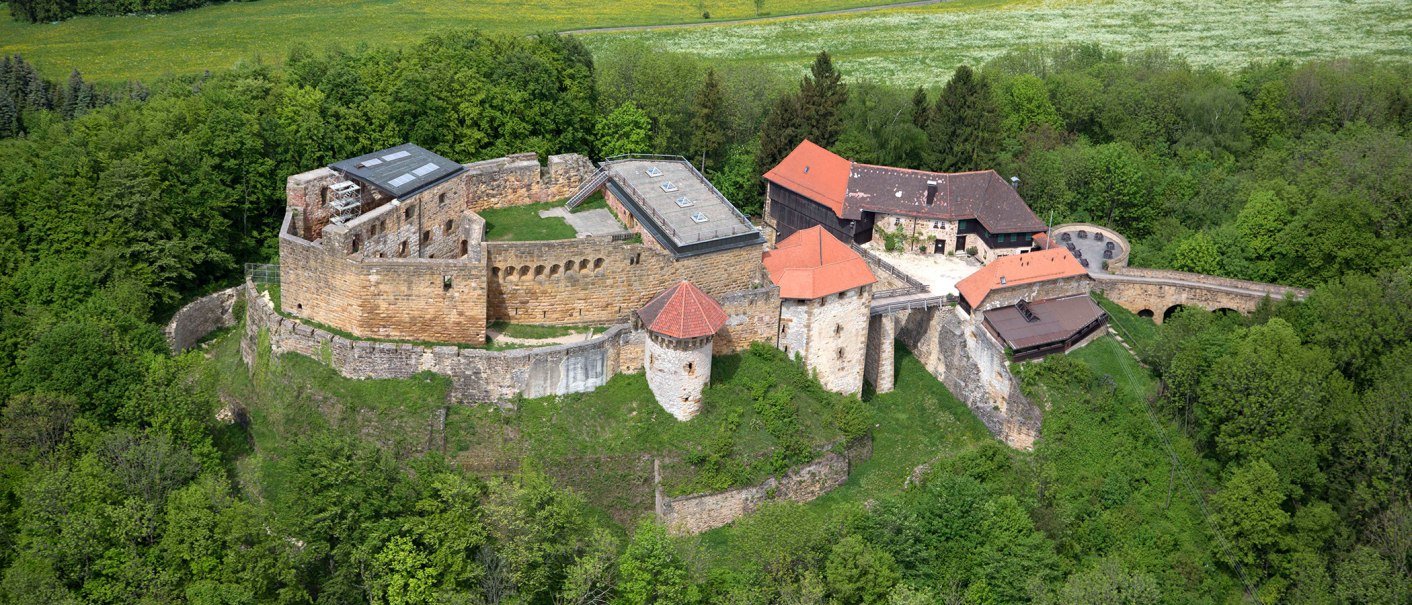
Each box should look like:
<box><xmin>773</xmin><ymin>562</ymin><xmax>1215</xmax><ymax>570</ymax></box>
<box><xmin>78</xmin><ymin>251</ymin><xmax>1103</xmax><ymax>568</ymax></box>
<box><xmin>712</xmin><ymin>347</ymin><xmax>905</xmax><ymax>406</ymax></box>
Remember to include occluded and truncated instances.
<box><xmin>777</xmin><ymin>286</ymin><xmax>872</xmax><ymax>395</ymax></box>
<box><xmin>714</xmin><ymin>286</ymin><xmax>781</xmax><ymax>355</ymax></box>
<box><xmin>243</xmin><ymin>282</ymin><xmax>640</xmax><ymax>402</ymax></box>
<box><xmin>657</xmin><ymin>437</ymin><xmax>873</xmax><ymax>535</ymax></box>
<box><xmin>897</xmin><ymin>306</ymin><xmax>1039</xmax><ymax>449</ymax></box>
<box><xmin>278</xmin><ymin>217</ymin><xmax>490</xmax><ymax>345</ymax></box>
<box><xmin>976</xmin><ymin>275</ymin><xmax>1094</xmax><ymax>318</ymax></box>
<box><xmin>464</xmin><ymin>153</ymin><xmax>595</xmax><ymax>212</ymax></box>
<box><xmin>165</xmin><ymin>286</ymin><xmax>243</xmax><ymax>353</ymax></box>
<box><xmin>485</xmin><ymin>238</ymin><xmax>764</xmax><ymax>326</ymax></box>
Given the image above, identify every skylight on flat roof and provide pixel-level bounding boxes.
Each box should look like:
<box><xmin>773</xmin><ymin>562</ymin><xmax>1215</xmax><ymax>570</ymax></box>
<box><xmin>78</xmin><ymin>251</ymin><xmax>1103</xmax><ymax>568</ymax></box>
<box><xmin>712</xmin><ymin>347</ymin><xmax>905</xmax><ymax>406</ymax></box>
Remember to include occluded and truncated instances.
<box><xmin>411</xmin><ymin>162</ymin><xmax>439</xmax><ymax>177</ymax></box>
<box><xmin>660</xmin><ymin>181</ymin><xmax>679</xmax><ymax>192</ymax></box>
<box><xmin>358</xmin><ymin>158</ymin><xmax>383</xmax><ymax>168</ymax></box>
<box><xmin>675</xmin><ymin>196</ymin><xmax>694</xmax><ymax>208</ymax></box>
<box><xmin>646</xmin><ymin>167</ymin><xmax>664</xmax><ymax>177</ymax></box>
<box><xmin>382</xmin><ymin>150</ymin><xmax>412</xmax><ymax>161</ymax></box>
<box><xmin>691</xmin><ymin>212</ymin><xmax>709</xmax><ymax>223</ymax></box>
<box><xmin>388</xmin><ymin>174</ymin><xmax>415</xmax><ymax>188</ymax></box>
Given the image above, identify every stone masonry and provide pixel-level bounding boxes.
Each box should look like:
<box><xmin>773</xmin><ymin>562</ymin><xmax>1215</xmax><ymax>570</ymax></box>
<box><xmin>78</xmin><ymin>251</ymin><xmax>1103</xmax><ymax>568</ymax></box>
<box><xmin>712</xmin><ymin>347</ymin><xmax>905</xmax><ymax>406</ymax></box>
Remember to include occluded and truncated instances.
<box><xmin>645</xmin><ymin>333</ymin><xmax>714</xmax><ymax>421</ymax></box>
<box><xmin>777</xmin><ymin>285</ymin><xmax>872</xmax><ymax>395</ymax></box>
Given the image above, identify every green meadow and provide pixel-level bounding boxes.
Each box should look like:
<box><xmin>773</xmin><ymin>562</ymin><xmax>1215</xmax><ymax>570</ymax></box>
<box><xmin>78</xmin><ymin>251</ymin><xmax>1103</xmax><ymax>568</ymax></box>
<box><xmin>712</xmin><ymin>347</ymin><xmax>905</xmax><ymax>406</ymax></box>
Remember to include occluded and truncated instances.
<box><xmin>0</xmin><ymin>0</ymin><xmax>899</xmax><ymax>81</ymax></box>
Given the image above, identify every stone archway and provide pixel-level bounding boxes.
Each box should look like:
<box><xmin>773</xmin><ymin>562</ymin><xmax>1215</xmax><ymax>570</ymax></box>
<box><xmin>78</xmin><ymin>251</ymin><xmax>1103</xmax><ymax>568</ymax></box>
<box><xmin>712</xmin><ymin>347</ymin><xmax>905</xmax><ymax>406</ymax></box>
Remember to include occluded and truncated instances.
<box><xmin>1162</xmin><ymin>304</ymin><xmax>1186</xmax><ymax>323</ymax></box>
<box><xmin>1137</xmin><ymin>309</ymin><xmax>1155</xmax><ymax>320</ymax></box>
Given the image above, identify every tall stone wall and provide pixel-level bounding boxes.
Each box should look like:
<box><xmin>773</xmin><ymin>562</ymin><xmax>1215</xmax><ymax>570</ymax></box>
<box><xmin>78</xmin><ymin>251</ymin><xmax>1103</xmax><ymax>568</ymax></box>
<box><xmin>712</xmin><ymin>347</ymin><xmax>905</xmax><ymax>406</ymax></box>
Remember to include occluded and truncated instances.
<box><xmin>645</xmin><ymin>334</ymin><xmax>713</xmax><ymax>420</ymax></box>
<box><xmin>897</xmin><ymin>306</ymin><xmax>1039</xmax><ymax>449</ymax></box>
<box><xmin>714</xmin><ymin>286</ymin><xmax>781</xmax><ymax>355</ymax></box>
<box><xmin>464</xmin><ymin>153</ymin><xmax>595</xmax><ymax>211</ymax></box>
<box><xmin>864</xmin><ymin>313</ymin><xmax>897</xmax><ymax>393</ymax></box>
<box><xmin>485</xmin><ymin>238</ymin><xmax>763</xmax><ymax>325</ymax></box>
<box><xmin>243</xmin><ymin>283</ymin><xmax>638</xmax><ymax>402</ymax></box>
<box><xmin>279</xmin><ymin>220</ymin><xmax>490</xmax><ymax>345</ymax></box>
<box><xmin>775</xmin><ymin>286</ymin><xmax>872</xmax><ymax>395</ymax></box>
<box><xmin>165</xmin><ymin>286</ymin><xmax>244</xmax><ymax>352</ymax></box>
<box><xmin>657</xmin><ymin>437</ymin><xmax>873</xmax><ymax>535</ymax></box>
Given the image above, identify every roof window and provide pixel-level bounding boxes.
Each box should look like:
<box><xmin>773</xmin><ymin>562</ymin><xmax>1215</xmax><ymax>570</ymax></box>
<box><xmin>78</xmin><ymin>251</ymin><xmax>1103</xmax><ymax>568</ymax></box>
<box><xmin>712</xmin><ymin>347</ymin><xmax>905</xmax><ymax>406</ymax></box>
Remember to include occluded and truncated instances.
<box><xmin>646</xmin><ymin>167</ymin><xmax>664</xmax><ymax>177</ymax></box>
<box><xmin>690</xmin><ymin>212</ymin><xmax>709</xmax><ymax>223</ymax></box>
<box><xmin>675</xmin><ymin>196</ymin><xmax>694</xmax><ymax>208</ymax></box>
<box><xmin>660</xmin><ymin>181</ymin><xmax>679</xmax><ymax>193</ymax></box>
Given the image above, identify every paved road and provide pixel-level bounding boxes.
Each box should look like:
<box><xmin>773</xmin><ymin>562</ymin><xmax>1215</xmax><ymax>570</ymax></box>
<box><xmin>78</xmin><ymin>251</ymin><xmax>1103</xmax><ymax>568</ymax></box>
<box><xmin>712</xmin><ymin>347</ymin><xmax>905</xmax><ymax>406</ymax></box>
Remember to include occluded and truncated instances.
<box><xmin>558</xmin><ymin>0</ymin><xmax>946</xmax><ymax>36</ymax></box>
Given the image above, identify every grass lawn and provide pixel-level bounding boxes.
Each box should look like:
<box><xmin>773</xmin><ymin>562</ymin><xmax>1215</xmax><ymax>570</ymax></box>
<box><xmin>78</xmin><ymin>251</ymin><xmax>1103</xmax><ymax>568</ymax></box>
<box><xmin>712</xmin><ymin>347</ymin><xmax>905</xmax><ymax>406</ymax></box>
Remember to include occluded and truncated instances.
<box><xmin>479</xmin><ymin>200</ymin><xmax>578</xmax><ymax>242</ymax></box>
<box><xmin>696</xmin><ymin>344</ymin><xmax>993</xmax><ymax>556</ymax></box>
<box><xmin>584</xmin><ymin>0</ymin><xmax>1412</xmax><ymax>87</ymax></box>
<box><xmin>1016</xmin><ymin>335</ymin><xmax>1233</xmax><ymax>600</ymax></box>
<box><xmin>1095</xmin><ymin>292</ymin><xmax>1158</xmax><ymax>356</ymax></box>
<box><xmin>487</xmin><ymin>321</ymin><xmax>606</xmax><ymax>340</ymax></box>
<box><xmin>0</xmin><ymin>0</ymin><xmax>905</xmax><ymax>82</ymax></box>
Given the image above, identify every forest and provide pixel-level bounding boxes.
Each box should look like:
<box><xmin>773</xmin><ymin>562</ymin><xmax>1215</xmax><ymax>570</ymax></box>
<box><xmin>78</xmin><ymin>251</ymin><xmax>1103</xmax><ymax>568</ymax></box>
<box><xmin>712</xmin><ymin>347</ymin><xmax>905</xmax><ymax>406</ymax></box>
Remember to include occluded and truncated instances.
<box><xmin>0</xmin><ymin>29</ymin><xmax>1410</xmax><ymax>604</ymax></box>
<box><xmin>7</xmin><ymin>0</ymin><xmax>257</xmax><ymax>23</ymax></box>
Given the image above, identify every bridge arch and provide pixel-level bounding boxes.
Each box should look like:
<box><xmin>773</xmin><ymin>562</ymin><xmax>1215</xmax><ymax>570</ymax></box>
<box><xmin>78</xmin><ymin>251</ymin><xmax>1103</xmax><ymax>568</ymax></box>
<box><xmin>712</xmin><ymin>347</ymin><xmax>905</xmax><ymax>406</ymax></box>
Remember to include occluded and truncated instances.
<box><xmin>1137</xmin><ymin>309</ymin><xmax>1155</xmax><ymax>320</ymax></box>
<box><xmin>1163</xmin><ymin>304</ymin><xmax>1186</xmax><ymax>322</ymax></box>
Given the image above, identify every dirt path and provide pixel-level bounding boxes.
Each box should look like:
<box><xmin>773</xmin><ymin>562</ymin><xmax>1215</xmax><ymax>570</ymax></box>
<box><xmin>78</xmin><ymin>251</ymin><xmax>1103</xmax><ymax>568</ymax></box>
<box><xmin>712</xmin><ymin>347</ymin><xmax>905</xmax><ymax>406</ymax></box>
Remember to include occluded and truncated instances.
<box><xmin>558</xmin><ymin>0</ymin><xmax>946</xmax><ymax>35</ymax></box>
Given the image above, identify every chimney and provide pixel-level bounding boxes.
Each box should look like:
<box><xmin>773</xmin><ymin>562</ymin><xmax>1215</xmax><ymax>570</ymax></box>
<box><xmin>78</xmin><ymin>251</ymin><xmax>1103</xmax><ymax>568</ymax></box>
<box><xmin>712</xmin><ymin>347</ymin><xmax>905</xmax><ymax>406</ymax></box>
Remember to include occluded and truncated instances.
<box><xmin>1010</xmin><ymin>176</ymin><xmax>1020</xmax><ymax>188</ymax></box>
<box><xmin>926</xmin><ymin>180</ymin><xmax>937</xmax><ymax>205</ymax></box>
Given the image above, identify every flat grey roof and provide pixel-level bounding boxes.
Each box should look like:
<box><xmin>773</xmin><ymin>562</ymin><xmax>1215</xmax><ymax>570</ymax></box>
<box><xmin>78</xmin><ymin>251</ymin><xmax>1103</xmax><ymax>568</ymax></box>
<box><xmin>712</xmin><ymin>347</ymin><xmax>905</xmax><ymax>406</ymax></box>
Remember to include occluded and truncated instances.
<box><xmin>604</xmin><ymin>159</ymin><xmax>758</xmax><ymax>250</ymax></box>
<box><xmin>330</xmin><ymin>143</ymin><xmax>465</xmax><ymax>200</ymax></box>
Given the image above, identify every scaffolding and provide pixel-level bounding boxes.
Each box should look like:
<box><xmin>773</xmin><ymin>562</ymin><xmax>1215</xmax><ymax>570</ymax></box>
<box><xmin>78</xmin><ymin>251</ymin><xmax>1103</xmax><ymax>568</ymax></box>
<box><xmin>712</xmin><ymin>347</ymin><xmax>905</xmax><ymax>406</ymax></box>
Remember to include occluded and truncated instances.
<box><xmin>328</xmin><ymin>180</ymin><xmax>362</xmax><ymax>225</ymax></box>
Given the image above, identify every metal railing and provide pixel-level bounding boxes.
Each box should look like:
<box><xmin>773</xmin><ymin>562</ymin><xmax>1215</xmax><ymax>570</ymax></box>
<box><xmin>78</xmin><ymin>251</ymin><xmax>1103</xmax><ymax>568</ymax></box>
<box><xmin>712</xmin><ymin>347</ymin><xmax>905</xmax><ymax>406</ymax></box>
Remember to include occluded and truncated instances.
<box><xmin>869</xmin><ymin>294</ymin><xmax>956</xmax><ymax>316</ymax></box>
<box><xmin>599</xmin><ymin>156</ymin><xmax>760</xmax><ymax>244</ymax></box>
<box><xmin>245</xmin><ymin>263</ymin><xmax>280</xmax><ymax>285</ymax></box>
<box><xmin>849</xmin><ymin>242</ymin><xmax>928</xmax><ymax>297</ymax></box>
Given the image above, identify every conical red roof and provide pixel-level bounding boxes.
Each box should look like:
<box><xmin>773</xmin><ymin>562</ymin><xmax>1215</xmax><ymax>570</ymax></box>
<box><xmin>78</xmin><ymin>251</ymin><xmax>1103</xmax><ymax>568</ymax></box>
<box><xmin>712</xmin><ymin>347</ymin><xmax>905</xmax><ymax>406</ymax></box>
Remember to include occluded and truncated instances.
<box><xmin>636</xmin><ymin>281</ymin><xmax>727</xmax><ymax>339</ymax></box>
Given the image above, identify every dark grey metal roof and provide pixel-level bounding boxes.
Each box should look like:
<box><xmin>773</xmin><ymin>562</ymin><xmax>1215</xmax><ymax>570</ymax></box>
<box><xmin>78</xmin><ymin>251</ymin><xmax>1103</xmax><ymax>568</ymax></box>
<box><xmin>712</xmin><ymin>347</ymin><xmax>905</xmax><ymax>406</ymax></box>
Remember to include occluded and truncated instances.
<box><xmin>330</xmin><ymin>143</ymin><xmax>465</xmax><ymax>200</ymax></box>
<box><xmin>844</xmin><ymin>166</ymin><xmax>1046</xmax><ymax>234</ymax></box>
<box><xmin>590</xmin><ymin>156</ymin><xmax>765</xmax><ymax>259</ymax></box>
<box><xmin>985</xmin><ymin>295</ymin><xmax>1106</xmax><ymax>350</ymax></box>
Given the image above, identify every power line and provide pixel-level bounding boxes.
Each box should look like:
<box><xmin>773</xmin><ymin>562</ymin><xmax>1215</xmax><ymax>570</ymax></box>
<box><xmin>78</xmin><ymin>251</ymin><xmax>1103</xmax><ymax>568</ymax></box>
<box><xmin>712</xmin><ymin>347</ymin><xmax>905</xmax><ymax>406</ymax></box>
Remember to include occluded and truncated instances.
<box><xmin>1103</xmin><ymin>320</ymin><xmax>1259</xmax><ymax>603</ymax></box>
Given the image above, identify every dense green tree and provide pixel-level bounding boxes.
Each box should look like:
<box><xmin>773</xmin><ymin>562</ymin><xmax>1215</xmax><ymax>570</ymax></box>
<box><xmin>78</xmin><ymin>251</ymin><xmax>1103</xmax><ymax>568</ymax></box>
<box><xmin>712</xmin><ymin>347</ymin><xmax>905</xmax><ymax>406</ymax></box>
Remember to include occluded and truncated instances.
<box><xmin>596</xmin><ymin>101</ymin><xmax>653</xmax><ymax>158</ymax></box>
<box><xmin>615</xmin><ymin>520</ymin><xmax>694</xmax><ymax>605</ymax></box>
<box><xmin>1082</xmin><ymin>142</ymin><xmax>1152</xmax><ymax>236</ymax></box>
<box><xmin>1211</xmin><ymin>459</ymin><xmax>1288</xmax><ymax>580</ymax></box>
<box><xmin>929</xmin><ymin>65</ymin><xmax>1000</xmax><ymax>172</ymax></box>
<box><xmin>825</xmin><ymin>535</ymin><xmax>901</xmax><ymax>605</ymax></box>
<box><xmin>1171</xmin><ymin>232</ymin><xmax>1220</xmax><ymax>274</ymax></box>
<box><xmin>999</xmin><ymin>74</ymin><xmax>1062</xmax><ymax>139</ymax></box>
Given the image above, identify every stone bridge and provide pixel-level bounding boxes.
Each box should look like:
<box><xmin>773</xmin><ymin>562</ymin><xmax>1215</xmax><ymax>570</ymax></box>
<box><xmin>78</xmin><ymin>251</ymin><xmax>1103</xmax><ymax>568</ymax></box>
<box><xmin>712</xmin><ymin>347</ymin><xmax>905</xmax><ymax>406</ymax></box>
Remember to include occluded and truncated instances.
<box><xmin>1095</xmin><ymin>267</ymin><xmax>1310</xmax><ymax>324</ymax></box>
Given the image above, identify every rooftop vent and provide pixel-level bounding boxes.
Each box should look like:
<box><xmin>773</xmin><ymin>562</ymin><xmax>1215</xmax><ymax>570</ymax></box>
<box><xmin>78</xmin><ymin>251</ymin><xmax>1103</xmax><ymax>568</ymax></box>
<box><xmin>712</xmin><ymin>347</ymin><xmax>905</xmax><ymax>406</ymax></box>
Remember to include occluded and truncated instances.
<box><xmin>1000</xmin><ymin>276</ymin><xmax>1007</xmax><ymax>285</ymax></box>
<box><xmin>675</xmin><ymin>196</ymin><xmax>694</xmax><ymax>208</ymax></box>
<box><xmin>660</xmin><ymin>181</ymin><xmax>679</xmax><ymax>193</ymax></box>
<box><xmin>690</xmin><ymin>212</ymin><xmax>709</xmax><ymax>223</ymax></box>
<box><xmin>804</xmin><ymin>165</ymin><xmax>810</xmax><ymax>174</ymax></box>
<box><xmin>646</xmin><ymin>167</ymin><xmax>664</xmax><ymax>177</ymax></box>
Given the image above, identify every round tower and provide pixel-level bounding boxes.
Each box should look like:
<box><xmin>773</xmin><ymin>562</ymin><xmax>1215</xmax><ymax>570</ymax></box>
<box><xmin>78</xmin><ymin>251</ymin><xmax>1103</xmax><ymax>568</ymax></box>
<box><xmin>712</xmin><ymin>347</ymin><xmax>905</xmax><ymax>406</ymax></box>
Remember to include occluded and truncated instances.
<box><xmin>636</xmin><ymin>281</ymin><xmax>727</xmax><ymax>421</ymax></box>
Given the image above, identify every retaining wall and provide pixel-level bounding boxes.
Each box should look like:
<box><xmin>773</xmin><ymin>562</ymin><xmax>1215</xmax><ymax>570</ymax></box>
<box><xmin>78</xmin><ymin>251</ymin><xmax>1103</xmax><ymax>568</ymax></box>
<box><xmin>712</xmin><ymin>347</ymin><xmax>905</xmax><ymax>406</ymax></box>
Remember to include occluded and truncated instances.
<box><xmin>242</xmin><ymin>282</ymin><xmax>642</xmax><ymax>402</ymax></box>
<box><xmin>165</xmin><ymin>286</ymin><xmax>244</xmax><ymax>352</ymax></box>
<box><xmin>896</xmin><ymin>306</ymin><xmax>1039</xmax><ymax>449</ymax></box>
<box><xmin>656</xmin><ymin>437</ymin><xmax>873</xmax><ymax>535</ymax></box>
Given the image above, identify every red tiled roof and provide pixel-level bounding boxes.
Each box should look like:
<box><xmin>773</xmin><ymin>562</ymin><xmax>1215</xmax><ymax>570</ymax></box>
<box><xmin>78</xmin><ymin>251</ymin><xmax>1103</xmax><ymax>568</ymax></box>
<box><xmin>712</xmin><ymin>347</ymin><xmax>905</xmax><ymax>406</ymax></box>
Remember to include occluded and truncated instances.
<box><xmin>636</xmin><ymin>281</ymin><xmax>728</xmax><ymax>339</ymax></box>
<box><xmin>763</xmin><ymin>226</ymin><xmax>878</xmax><ymax>299</ymax></box>
<box><xmin>763</xmin><ymin>141</ymin><xmax>1046</xmax><ymax>234</ymax></box>
<box><xmin>762</xmin><ymin>140</ymin><xmax>851</xmax><ymax>215</ymax></box>
<box><xmin>956</xmin><ymin>248</ymin><xmax>1088</xmax><ymax>309</ymax></box>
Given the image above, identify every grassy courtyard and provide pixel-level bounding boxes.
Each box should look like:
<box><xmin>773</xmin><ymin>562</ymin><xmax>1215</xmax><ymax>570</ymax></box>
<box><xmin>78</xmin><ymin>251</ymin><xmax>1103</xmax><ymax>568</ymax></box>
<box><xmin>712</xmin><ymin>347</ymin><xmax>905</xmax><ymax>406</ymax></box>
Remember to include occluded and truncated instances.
<box><xmin>0</xmin><ymin>0</ymin><xmax>902</xmax><ymax>81</ymax></box>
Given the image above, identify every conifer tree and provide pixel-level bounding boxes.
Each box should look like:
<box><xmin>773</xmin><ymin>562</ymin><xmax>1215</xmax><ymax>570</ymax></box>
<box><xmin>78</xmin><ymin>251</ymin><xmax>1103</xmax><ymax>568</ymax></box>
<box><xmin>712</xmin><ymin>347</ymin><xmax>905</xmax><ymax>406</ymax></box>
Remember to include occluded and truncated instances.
<box><xmin>928</xmin><ymin>65</ymin><xmax>1000</xmax><ymax>172</ymax></box>
<box><xmin>0</xmin><ymin>95</ymin><xmax>18</xmax><ymax>138</ymax></box>
<box><xmin>754</xmin><ymin>91</ymin><xmax>804</xmax><ymax>178</ymax></box>
<box><xmin>690</xmin><ymin>68</ymin><xmax>727</xmax><ymax>172</ymax></box>
<box><xmin>799</xmin><ymin>51</ymin><xmax>847</xmax><ymax>146</ymax></box>
<box><xmin>62</xmin><ymin>68</ymin><xmax>84</xmax><ymax>119</ymax></box>
<box><xmin>911</xmin><ymin>86</ymin><xmax>930</xmax><ymax>130</ymax></box>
